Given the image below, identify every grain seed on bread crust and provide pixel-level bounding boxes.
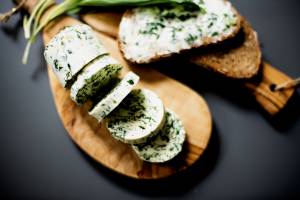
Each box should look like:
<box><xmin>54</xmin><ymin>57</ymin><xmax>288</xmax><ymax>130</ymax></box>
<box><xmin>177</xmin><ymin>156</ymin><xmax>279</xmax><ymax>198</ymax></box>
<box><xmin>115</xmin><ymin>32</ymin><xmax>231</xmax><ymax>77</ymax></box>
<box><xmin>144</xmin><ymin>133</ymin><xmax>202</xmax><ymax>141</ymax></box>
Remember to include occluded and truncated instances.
<box><xmin>189</xmin><ymin>17</ymin><xmax>262</xmax><ymax>79</ymax></box>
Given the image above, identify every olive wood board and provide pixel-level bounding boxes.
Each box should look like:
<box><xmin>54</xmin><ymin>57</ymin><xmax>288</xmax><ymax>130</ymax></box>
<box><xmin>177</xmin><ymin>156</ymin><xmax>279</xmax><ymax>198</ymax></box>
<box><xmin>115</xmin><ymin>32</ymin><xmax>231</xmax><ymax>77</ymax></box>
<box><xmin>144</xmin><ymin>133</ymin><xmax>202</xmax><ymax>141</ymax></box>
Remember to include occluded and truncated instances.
<box><xmin>21</xmin><ymin>0</ymin><xmax>293</xmax><ymax>179</ymax></box>
<box><xmin>81</xmin><ymin>11</ymin><xmax>295</xmax><ymax>115</ymax></box>
<box><xmin>28</xmin><ymin>8</ymin><xmax>213</xmax><ymax>179</ymax></box>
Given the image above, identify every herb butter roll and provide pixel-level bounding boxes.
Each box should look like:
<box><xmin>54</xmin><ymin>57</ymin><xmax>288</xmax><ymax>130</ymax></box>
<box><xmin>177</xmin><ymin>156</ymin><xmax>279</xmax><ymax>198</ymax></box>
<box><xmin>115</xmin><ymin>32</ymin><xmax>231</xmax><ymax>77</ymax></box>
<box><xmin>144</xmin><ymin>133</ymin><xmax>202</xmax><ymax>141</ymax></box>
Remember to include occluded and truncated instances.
<box><xmin>44</xmin><ymin>24</ymin><xmax>108</xmax><ymax>87</ymax></box>
<box><xmin>119</xmin><ymin>0</ymin><xmax>240</xmax><ymax>64</ymax></box>
<box><xmin>106</xmin><ymin>89</ymin><xmax>166</xmax><ymax>144</ymax></box>
<box><xmin>132</xmin><ymin>109</ymin><xmax>186</xmax><ymax>163</ymax></box>
<box><xmin>89</xmin><ymin>71</ymin><xmax>139</xmax><ymax>122</ymax></box>
<box><xmin>70</xmin><ymin>55</ymin><xmax>122</xmax><ymax>105</ymax></box>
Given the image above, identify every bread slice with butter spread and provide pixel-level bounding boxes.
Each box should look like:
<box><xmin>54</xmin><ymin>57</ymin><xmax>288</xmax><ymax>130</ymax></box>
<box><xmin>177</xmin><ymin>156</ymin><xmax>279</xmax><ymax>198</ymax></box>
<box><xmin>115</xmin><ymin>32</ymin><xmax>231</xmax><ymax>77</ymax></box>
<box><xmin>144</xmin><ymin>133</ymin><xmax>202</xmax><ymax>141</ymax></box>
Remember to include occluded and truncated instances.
<box><xmin>119</xmin><ymin>0</ymin><xmax>241</xmax><ymax>64</ymax></box>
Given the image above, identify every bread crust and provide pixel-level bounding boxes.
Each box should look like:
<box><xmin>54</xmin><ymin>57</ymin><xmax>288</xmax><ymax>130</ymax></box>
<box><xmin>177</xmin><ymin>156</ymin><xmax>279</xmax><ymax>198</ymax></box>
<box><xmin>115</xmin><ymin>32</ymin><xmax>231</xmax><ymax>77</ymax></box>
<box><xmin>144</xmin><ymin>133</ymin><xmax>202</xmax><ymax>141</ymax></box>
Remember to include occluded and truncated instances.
<box><xmin>189</xmin><ymin>16</ymin><xmax>262</xmax><ymax>79</ymax></box>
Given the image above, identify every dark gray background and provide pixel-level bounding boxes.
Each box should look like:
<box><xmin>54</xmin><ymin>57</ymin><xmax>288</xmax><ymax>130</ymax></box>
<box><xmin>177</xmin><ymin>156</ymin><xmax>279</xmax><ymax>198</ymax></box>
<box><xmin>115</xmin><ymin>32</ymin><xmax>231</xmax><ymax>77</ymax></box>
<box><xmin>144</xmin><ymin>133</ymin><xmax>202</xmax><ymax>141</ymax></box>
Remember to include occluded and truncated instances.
<box><xmin>1</xmin><ymin>0</ymin><xmax>300</xmax><ymax>199</ymax></box>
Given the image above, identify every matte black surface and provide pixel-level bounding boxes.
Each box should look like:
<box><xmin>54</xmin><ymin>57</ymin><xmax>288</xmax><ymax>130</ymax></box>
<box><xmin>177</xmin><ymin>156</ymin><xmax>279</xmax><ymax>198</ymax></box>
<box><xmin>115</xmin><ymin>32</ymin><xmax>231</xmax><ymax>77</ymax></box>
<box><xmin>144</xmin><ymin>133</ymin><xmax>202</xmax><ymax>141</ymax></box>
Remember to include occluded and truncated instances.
<box><xmin>1</xmin><ymin>1</ymin><xmax>300</xmax><ymax>199</ymax></box>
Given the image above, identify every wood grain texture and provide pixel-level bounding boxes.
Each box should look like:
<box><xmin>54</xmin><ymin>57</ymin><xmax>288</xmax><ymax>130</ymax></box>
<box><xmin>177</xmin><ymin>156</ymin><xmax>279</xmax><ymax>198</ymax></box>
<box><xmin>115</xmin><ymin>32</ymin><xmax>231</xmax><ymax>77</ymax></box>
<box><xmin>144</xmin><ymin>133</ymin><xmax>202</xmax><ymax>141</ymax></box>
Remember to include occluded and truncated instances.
<box><xmin>82</xmin><ymin>12</ymin><xmax>295</xmax><ymax>115</ymax></box>
<box><xmin>41</xmin><ymin>16</ymin><xmax>212</xmax><ymax>179</ymax></box>
<box><xmin>245</xmin><ymin>62</ymin><xmax>295</xmax><ymax>115</ymax></box>
<box><xmin>81</xmin><ymin>12</ymin><xmax>121</xmax><ymax>38</ymax></box>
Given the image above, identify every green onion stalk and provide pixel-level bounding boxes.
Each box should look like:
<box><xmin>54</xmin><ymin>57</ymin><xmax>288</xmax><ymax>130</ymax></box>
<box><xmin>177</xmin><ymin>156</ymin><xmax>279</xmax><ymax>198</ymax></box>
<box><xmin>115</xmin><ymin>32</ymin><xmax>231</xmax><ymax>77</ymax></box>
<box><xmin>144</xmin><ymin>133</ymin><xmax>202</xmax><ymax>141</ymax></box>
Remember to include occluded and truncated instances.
<box><xmin>22</xmin><ymin>0</ymin><xmax>205</xmax><ymax>64</ymax></box>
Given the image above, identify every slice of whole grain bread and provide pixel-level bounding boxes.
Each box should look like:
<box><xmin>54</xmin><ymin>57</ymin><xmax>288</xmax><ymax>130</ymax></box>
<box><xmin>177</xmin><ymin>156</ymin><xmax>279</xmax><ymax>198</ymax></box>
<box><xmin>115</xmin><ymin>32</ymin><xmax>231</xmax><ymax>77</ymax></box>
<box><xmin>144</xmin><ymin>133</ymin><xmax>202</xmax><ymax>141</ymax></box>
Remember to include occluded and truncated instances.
<box><xmin>189</xmin><ymin>17</ymin><xmax>262</xmax><ymax>79</ymax></box>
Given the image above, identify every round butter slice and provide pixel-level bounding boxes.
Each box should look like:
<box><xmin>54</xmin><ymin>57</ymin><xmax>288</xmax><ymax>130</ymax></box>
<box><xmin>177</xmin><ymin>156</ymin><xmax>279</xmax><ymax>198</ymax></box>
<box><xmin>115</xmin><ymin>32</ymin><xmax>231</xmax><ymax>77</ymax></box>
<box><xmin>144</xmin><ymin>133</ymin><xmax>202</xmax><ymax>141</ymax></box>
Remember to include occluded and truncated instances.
<box><xmin>44</xmin><ymin>24</ymin><xmax>108</xmax><ymax>87</ymax></box>
<box><xmin>106</xmin><ymin>89</ymin><xmax>165</xmax><ymax>144</ymax></box>
<box><xmin>70</xmin><ymin>55</ymin><xmax>122</xmax><ymax>105</ymax></box>
<box><xmin>89</xmin><ymin>71</ymin><xmax>139</xmax><ymax>122</ymax></box>
<box><xmin>132</xmin><ymin>109</ymin><xmax>186</xmax><ymax>163</ymax></box>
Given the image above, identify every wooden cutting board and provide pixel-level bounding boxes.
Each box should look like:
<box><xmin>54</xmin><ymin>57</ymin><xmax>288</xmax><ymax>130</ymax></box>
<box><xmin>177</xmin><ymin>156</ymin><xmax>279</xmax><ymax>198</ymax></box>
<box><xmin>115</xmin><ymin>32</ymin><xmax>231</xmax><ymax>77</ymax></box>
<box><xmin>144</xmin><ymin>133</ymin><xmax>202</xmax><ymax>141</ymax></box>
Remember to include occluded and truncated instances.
<box><xmin>20</xmin><ymin>0</ymin><xmax>294</xmax><ymax>179</ymax></box>
<box><xmin>19</xmin><ymin>5</ymin><xmax>211</xmax><ymax>178</ymax></box>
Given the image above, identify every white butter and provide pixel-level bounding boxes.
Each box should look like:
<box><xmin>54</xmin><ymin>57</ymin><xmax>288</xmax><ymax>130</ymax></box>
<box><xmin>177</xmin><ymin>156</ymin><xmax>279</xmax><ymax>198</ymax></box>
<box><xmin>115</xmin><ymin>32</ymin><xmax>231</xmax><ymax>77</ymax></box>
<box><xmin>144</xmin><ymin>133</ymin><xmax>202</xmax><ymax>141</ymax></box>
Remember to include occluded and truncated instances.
<box><xmin>106</xmin><ymin>89</ymin><xmax>165</xmax><ymax>144</ymax></box>
<box><xmin>132</xmin><ymin>109</ymin><xmax>186</xmax><ymax>163</ymax></box>
<box><xmin>70</xmin><ymin>55</ymin><xmax>122</xmax><ymax>105</ymax></box>
<box><xmin>44</xmin><ymin>24</ymin><xmax>108</xmax><ymax>87</ymax></box>
<box><xmin>89</xmin><ymin>71</ymin><xmax>139</xmax><ymax>122</ymax></box>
